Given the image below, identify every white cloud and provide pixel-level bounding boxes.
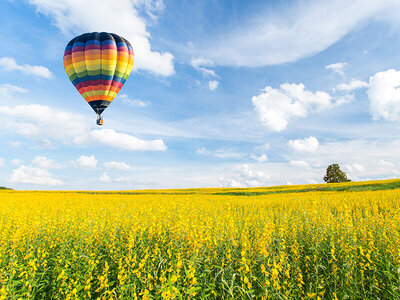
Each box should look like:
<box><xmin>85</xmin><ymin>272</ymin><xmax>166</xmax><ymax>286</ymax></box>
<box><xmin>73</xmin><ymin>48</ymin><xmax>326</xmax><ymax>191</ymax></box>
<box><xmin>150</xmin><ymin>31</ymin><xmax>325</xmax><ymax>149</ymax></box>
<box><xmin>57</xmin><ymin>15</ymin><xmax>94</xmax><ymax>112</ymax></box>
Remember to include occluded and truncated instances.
<box><xmin>337</xmin><ymin>78</ymin><xmax>369</xmax><ymax>91</ymax></box>
<box><xmin>326</xmin><ymin>62</ymin><xmax>347</xmax><ymax>75</ymax></box>
<box><xmin>99</xmin><ymin>172</ymin><xmax>136</xmax><ymax>183</ymax></box>
<box><xmin>190</xmin><ymin>1</ymin><xmax>399</xmax><ymax>67</ymax></box>
<box><xmin>28</xmin><ymin>0</ymin><xmax>174</xmax><ymax>76</ymax></box>
<box><xmin>74</xmin><ymin>129</ymin><xmax>167</xmax><ymax>151</ymax></box>
<box><xmin>11</xmin><ymin>159</ymin><xmax>23</xmax><ymax>166</ymax></box>
<box><xmin>191</xmin><ymin>57</ymin><xmax>219</xmax><ymax>78</ymax></box>
<box><xmin>344</xmin><ymin>163</ymin><xmax>365</xmax><ymax>173</ymax></box>
<box><xmin>8</xmin><ymin>165</ymin><xmax>64</xmax><ymax>186</ymax></box>
<box><xmin>219</xmin><ymin>164</ymin><xmax>270</xmax><ymax>187</ymax></box>
<box><xmin>0</xmin><ymin>57</ymin><xmax>53</xmax><ymax>79</ymax></box>
<box><xmin>132</xmin><ymin>0</ymin><xmax>165</xmax><ymax>20</ymax></box>
<box><xmin>255</xmin><ymin>143</ymin><xmax>270</xmax><ymax>151</ymax></box>
<box><xmin>288</xmin><ymin>136</ymin><xmax>319</xmax><ymax>152</ymax></box>
<box><xmin>200</xmin><ymin>68</ymin><xmax>219</xmax><ymax>78</ymax></box>
<box><xmin>0</xmin><ymin>158</ymin><xmax>4</xmax><ymax>167</ymax></box>
<box><xmin>252</xmin><ymin>83</ymin><xmax>332</xmax><ymax>131</ymax></box>
<box><xmin>74</xmin><ymin>155</ymin><xmax>98</xmax><ymax>169</ymax></box>
<box><xmin>30</xmin><ymin>139</ymin><xmax>54</xmax><ymax>149</ymax></box>
<box><xmin>283</xmin><ymin>138</ymin><xmax>400</xmax><ymax>182</ymax></box>
<box><xmin>0</xmin><ymin>84</ymin><xmax>28</xmax><ymax>97</ymax></box>
<box><xmin>290</xmin><ymin>160</ymin><xmax>310</xmax><ymax>168</ymax></box>
<box><xmin>197</xmin><ymin>147</ymin><xmax>245</xmax><ymax>159</ymax></box>
<box><xmin>104</xmin><ymin>161</ymin><xmax>131</xmax><ymax>171</ymax></box>
<box><xmin>368</xmin><ymin>69</ymin><xmax>400</xmax><ymax>121</ymax></box>
<box><xmin>334</xmin><ymin>94</ymin><xmax>354</xmax><ymax>106</ymax></box>
<box><xmin>219</xmin><ymin>178</ymin><xmax>246</xmax><ymax>188</ymax></box>
<box><xmin>32</xmin><ymin>156</ymin><xmax>60</xmax><ymax>169</ymax></box>
<box><xmin>119</xmin><ymin>94</ymin><xmax>149</xmax><ymax>107</ymax></box>
<box><xmin>208</xmin><ymin>80</ymin><xmax>219</xmax><ymax>91</ymax></box>
<box><xmin>100</xmin><ymin>172</ymin><xmax>111</xmax><ymax>183</ymax></box>
<box><xmin>250</xmin><ymin>153</ymin><xmax>268</xmax><ymax>162</ymax></box>
<box><xmin>0</xmin><ymin>104</ymin><xmax>88</xmax><ymax>140</ymax></box>
<box><xmin>375</xmin><ymin>159</ymin><xmax>394</xmax><ymax>167</ymax></box>
<box><xmin>191</xmin><ymin>57</ymin><xmax>214</xmax><ymax>68</ymax></box>
<box><xmin>197</xmin><ymin>147</ymin><xmax>210</xmax><ymax>155</ymax></box>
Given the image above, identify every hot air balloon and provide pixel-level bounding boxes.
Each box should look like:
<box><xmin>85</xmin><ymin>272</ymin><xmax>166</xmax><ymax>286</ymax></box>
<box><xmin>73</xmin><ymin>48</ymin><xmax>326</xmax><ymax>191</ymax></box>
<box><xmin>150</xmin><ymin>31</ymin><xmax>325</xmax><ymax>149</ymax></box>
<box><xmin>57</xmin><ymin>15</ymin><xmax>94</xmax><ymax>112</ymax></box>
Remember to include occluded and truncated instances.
<box><xmin>63</xmin><ymin>32</ymin><xmax>134</xmax><ymax>125</ymax></box>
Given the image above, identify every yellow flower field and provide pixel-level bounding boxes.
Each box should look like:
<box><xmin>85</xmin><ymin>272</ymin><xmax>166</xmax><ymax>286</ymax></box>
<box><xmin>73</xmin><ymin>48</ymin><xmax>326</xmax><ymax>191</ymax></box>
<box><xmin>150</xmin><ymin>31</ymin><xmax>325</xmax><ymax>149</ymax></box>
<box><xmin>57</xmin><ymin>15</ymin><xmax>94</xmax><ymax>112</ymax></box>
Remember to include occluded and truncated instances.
<box><xmin>0</xmin><ymin>180</ymin><xmax>399</xmax><ymax>299</ymax></box>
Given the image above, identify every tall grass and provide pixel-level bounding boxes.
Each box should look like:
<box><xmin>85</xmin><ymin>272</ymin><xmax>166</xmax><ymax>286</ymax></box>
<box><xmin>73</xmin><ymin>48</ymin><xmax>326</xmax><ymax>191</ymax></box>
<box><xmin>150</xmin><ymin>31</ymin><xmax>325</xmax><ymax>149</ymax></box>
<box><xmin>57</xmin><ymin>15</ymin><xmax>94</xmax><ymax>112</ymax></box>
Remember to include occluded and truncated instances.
<box><xmin>0</xmin><ymin>183</ymin><xmax>399</xmax><ymax>299</ymax></box>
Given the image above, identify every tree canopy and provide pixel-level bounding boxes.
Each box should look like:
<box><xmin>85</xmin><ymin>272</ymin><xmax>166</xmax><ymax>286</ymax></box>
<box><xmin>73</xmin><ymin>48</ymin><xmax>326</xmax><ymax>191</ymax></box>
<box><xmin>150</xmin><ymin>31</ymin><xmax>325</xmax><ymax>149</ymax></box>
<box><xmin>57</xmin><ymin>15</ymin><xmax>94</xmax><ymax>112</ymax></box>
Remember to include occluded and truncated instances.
<box><xmin>323</xmin><ymin>164</ymin><xmax>350</xmax><ymax>183</ymax></box>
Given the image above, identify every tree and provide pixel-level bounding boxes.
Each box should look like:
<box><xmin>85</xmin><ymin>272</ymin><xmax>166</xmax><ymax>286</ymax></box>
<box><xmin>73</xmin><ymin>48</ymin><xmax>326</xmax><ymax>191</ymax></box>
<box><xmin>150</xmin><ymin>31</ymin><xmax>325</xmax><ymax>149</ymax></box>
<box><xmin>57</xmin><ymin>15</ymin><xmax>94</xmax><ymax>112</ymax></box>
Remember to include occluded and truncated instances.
<box><xmin>323</xmin><ymin>164</ymin><xmax>350</xmax><ymax>183</ymax></box>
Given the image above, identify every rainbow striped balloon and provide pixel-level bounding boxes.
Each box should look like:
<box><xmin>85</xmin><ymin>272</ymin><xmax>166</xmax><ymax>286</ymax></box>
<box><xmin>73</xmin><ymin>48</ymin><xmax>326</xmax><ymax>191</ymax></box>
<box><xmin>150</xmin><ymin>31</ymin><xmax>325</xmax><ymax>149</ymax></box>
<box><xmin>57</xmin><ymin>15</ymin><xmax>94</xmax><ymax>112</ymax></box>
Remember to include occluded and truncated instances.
<box><xmin>63</xmin><ymin>32</ymin><xmax>134</xmax><ymax>117</ymax></box>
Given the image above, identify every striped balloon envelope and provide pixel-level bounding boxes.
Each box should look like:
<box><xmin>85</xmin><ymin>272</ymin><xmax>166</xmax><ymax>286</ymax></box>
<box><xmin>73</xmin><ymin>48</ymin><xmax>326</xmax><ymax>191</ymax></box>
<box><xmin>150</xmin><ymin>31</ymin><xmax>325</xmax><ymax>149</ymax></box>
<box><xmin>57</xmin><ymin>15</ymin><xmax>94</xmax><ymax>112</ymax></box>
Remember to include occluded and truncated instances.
<box><xmin>63</xmin><ymin>32</ymin><xmax>134</xmax><ymax>125</ymax></box>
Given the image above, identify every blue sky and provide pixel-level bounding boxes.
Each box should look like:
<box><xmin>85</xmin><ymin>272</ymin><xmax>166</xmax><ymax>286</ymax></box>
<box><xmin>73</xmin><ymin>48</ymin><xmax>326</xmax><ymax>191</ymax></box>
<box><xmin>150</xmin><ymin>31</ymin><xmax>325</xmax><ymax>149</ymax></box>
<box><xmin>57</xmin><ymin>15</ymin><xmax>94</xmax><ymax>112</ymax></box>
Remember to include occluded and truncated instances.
<box><xmin>1</xmin><ymin>0</ymin><xmax>400</xmax><ymax>190</ymax></box>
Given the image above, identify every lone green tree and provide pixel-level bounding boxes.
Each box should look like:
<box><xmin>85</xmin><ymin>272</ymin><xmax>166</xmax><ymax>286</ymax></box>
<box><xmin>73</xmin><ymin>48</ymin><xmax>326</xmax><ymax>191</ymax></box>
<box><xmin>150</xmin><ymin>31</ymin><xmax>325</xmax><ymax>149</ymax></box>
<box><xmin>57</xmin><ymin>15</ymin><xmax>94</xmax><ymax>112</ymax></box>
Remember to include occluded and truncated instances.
<box><xmin>323</xmin><ymin>164</ymin><xmax>350</xmax><ymax>183</ymax></box>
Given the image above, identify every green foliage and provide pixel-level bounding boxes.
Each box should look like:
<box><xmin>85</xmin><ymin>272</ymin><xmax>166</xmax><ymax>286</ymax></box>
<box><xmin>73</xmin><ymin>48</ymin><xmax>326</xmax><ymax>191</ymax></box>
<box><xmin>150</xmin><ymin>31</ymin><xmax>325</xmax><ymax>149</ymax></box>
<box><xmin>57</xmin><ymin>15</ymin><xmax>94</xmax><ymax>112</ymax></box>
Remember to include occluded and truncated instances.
<box><xmin>323</xmin><ymin>164</ymin><xmax>350</xmax><ymax>183</ymax></box>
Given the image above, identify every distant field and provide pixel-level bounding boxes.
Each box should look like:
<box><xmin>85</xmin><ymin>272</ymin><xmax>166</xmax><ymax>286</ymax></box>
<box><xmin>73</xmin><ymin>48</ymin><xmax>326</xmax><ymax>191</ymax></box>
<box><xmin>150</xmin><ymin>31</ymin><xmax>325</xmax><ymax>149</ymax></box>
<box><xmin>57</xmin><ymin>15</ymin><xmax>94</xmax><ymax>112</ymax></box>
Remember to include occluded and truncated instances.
<box><xmin>0</xmin><ymin>179</ymin><xmax>399</xmax><ymax>299</ymax></box>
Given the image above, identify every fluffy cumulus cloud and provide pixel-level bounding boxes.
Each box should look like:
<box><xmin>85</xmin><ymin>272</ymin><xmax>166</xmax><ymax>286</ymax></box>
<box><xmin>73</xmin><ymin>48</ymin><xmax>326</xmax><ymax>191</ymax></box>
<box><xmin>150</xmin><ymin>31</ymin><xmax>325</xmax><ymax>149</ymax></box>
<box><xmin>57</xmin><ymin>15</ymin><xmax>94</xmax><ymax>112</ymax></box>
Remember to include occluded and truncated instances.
<box><xmin>99</xmin><ymin>172</ymin><xmax>111</xmax><ymax>183</ymax></box>
<box><xmin>252</xmin><ymin>83</ymin><xmax>332</xmax><ymax>131</ymax></box>
<box><xmin>0</xmin><ymin>104</ymin><xmax>88</xmax><ymax>140</ymax></box>
<box><xmin>219</xmin><ymin>164</ymin><xmax>271</xmax><ymax>187</ymax></box>
<box><xmin>368</xmin><ymin>69</ymin><xmax>400</xmax><ymax>121</ymax></box>
<box><xmin>0</xmin><ymin>103</ymin><xmax>166</xmax><ymax>152</ymax></box>
<box><xmin>288</xmin><ymin>136</ymin><xmax>319</xmax><ymax>152</ymax></box>
<box><xmin>74</xmin><ymin>155</ymin><xmax>98</xmax><ymax>169</ymax></box>
<box><xmin>0</xmin><ymin>57</ymin><xmax>53</xmax><ymax>79</ymax></box>
<box><xmin>104</xmin><ymin>161</ymin><xmax>131</xmax><ymax>171</ymax></box>
<box><xmin>337</xmin><ymin>78</ymin><xmax>369</xmax><ymax>91</ymax></box>
<box><xmin>75</xmin><ymin>129</ymin><xmax>167</xmax><ymax>151</ymax></box>
<box><xmin>326</xmin><ymin>62</ymin><xmax>347</xmax><ymax>75</ymax></box>
<box><xmin>28</xmin><ymin>0</ymin><xmax>174</xmax><ymax>76</ymax></box>
<box><xmin>32</xmin><ymin>156</ymin><xmax>60</xmax><ymax>169</ymax></box>
<box><xmin>283</xmin><ymin>138</ymin><xmax>400</xmax><ymax>181</ymax></box>
<box><xmin>192</xmin><ymin>1</ymin><xmax>400</xmax><ymax>67</ymax></box>
<box><xmin>8</xmin><ymin>165</ymin><xmax>64</xmax><ymax>186</ymax></box>
<box><xmin>208</xmin><ymin>80</ymin><xmax>219</xmax><ymax>91</ymax></box>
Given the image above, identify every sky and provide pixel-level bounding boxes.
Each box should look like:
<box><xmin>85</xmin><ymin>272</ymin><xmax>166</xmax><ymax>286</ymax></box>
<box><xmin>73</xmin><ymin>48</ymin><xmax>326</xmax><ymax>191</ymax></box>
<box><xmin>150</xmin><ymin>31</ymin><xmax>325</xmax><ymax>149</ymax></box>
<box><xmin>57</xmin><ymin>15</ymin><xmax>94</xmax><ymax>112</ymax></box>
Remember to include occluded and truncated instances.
<box><xmin>1</xmin><ymin>0</ymin><xmax>400</xmax><ymax>190</ymax></box>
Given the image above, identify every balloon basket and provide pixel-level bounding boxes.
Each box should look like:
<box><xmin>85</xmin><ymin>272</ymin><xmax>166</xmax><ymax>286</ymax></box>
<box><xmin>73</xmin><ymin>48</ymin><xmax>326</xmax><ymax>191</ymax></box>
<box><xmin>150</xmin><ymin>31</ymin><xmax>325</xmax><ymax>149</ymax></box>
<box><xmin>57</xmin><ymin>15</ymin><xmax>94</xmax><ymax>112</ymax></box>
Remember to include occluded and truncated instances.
<box><xmin>96</xmin><ymin>115</ymin><xmax>103</xmax><ymax>126</ymax></box>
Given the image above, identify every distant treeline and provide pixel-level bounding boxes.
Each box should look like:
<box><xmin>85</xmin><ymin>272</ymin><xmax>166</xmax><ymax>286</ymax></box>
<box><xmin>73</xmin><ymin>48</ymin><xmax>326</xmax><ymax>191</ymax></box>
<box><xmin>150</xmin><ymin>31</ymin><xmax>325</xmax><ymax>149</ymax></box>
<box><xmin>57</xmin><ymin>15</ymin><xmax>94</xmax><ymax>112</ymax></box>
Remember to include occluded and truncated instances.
<box><xmin>0</xmin><ymin>186</ymin><xmax>12</xmax><ymax>190</ymax></box>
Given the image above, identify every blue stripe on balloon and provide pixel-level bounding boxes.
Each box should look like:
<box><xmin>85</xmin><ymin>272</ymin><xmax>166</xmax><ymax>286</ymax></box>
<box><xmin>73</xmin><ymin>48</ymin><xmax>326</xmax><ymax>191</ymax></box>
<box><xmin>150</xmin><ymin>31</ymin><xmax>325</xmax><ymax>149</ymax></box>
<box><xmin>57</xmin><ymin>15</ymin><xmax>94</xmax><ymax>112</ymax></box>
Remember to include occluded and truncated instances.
<box><xmin>101</xmin><ymin>40</ymin><xmax>116</xmax><ymax>45</ymax></box>
<box><xmin>71</xmin><ymin>74</ymin><xmax>123</xmax><ymax>86</ymax></box>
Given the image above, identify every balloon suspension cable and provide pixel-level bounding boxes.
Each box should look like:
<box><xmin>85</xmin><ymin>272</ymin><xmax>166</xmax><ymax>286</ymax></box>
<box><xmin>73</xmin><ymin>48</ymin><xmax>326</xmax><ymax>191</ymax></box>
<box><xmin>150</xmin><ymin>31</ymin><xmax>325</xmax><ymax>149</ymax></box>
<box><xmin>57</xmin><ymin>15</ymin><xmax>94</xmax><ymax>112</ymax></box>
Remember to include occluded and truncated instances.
<box><xmin>96</xmin><ymin>113</ymin><xmax>103</xmax><ymax>126</ymax></box>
